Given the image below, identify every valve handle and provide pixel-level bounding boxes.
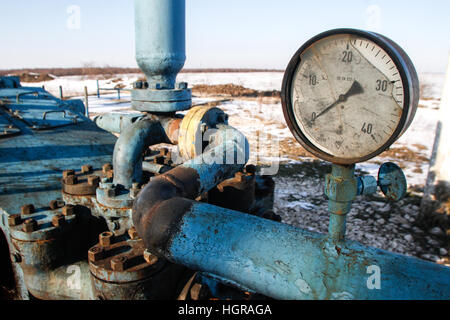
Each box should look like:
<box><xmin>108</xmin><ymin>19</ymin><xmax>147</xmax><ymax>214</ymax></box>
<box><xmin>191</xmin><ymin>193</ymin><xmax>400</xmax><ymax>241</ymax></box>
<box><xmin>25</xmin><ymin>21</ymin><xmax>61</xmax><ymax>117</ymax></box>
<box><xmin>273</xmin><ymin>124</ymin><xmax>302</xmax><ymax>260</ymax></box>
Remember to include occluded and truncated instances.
<box><xmin>377</xmin><ymin>162</ymin><xmax>407</xmax><ymax>201</ymax></box>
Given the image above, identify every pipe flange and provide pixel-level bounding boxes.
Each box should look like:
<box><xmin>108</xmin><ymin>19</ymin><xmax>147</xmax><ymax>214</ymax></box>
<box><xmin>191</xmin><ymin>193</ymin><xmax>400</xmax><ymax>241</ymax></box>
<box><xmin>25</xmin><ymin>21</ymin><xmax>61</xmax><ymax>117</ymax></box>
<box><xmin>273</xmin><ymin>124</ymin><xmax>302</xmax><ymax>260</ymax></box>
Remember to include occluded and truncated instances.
<box><xmin>178</xmin><ymin>105</ymin><xmax>228</xmax><ymax>160</ymax></box>
<box><xmin>62</xmin><ymin>167</ymin><xmax>104</xmax><ymax>196</ymax></box>
<box><xmin>88</xmin><ymin>237</ymin><xmax>165</xmax><ymax>283</ymax></box>
<box><xmin>96</xmin><ymin>185</ymin><xmax>135</xmax><ymax>209</ymax></box>
<box><xmin>131</xmin><ymin>86</ymin><xmax>192</xmax><ymax>113</ymax></box>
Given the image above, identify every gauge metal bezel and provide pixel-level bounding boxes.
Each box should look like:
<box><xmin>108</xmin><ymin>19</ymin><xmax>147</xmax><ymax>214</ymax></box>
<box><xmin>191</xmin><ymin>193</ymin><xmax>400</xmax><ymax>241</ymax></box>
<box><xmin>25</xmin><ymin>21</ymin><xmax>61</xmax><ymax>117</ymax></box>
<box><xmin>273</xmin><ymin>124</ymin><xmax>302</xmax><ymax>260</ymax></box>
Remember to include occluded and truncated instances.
<box><xmin>281</xmin><ymin>28</ymin><xmax>419</xmax><ymax>164</ymax></box>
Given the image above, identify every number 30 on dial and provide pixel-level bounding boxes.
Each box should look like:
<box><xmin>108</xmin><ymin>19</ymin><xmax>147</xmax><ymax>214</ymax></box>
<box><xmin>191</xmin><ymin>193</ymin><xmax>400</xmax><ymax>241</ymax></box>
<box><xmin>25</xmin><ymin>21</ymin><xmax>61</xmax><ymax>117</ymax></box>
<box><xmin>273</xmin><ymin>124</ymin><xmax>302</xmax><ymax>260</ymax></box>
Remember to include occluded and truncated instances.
<box><xmin>281</xmin><ymin>29</ymin><xmax>419</xmax><ymax>164</ymax></box>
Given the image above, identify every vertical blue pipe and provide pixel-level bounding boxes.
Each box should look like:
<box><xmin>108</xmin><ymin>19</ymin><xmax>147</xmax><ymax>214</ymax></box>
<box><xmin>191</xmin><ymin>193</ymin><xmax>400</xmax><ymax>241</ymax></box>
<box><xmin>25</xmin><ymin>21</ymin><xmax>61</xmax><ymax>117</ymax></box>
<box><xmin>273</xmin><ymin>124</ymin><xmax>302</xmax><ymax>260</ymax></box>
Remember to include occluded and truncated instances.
<box><xmin>134</xmin><ymin>0</ymin><xmax>186</xmax><ymax>89</ymax></box>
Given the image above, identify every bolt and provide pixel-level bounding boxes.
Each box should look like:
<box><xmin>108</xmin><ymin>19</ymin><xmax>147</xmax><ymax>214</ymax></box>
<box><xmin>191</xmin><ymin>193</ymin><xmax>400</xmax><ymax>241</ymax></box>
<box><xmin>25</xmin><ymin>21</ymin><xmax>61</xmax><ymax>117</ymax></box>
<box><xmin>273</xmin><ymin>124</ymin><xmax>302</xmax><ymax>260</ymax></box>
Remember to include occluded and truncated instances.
<box><xmin>111</xmin><ymin>256</ymin><xmax>127</xmax><ymax>271</ymax></box>
<box><xmin>143</xmin><ymin>249</ymin><xmax>159</xmax><ymax>265</ymax></box>
<box><xmin>63</xmin><ymin>170</ymin><xmax>75</xmax><ymax>179</ymax></box>
<box><xmin>52</xmin><ymin>214</ymin><xmax>66</xmax><ymax>227</ymax></box>
<box><xmin>8</xmin><ymin>214</ymin><xmax>22</xmax><ymax>227</ymax></box>
<box><xmin>99</xmin><ymin>231</ymin><xmax>114</xmax><ymax>247</ymax></box>
<box><xmin>81</xmin><ymin>165</ymin><xmax>93</xmax><ymax>174</ymax></box>
<box><xmin>88</xmin><ymin>175</ymin><xmax>100</xmax><ymax>187</ymax></box>
<box><xmin>133</xmin><ymin>80</ymin><xmax>143</xmax><ymax>89</ymax></box>
<box><xmin>62</xmin><ymin>205</ymin><xmax>75</xmax><ymax>216</ymax></box>
<box><xmin>128</xmin><ymin>227</ymin><xmax>139</xmax><ymax>240</ymax></box>
<box><xmin>106</xmin><ymin>185</ymin><xmax>117</xmax><ymax>198</ymax></box>
<box><xmin>102</xmin><ymin>163</ymin><xmax>113</xmax><ymax>174</ymax></box>
<box><xmin>88</xmin><ymin>246</ymin><xmax>104</xmax><ymax>262</ymax></box>
<box><xmin>177</xmin><ymin>82</ymin><xmax>188</xmax><ymax>90</ymax></box>
<box><xmin>143</xmin><ymin>82</ymin><xmax>149</xmax><ymax>89</ymax></box>
<box><xmin>49</xmin><ymin>200</ymin><xmax>65</xmax><ymax>210</ymax></box>
<box><xmin>65</xmin><ymin>175</ymin><xmax>78</xmax><ymax>185</ymax></box>
<box><xmin>159</xmin><ymin>148</ymin><xmax>169</xmax><ymax>156</ymax></box>
<box><xmin>106</xmin><ymin>170</ymin><xmax>114</xmax><ymax>180</ymax></box>
<box><xmin>21</xmin><ymin>204</ymin><xmax>35</xmax><ymax>215</ymax></box>
<box><xmin>22</xmin><ymin>219</ymin><xmax>38</xmax><ymax>233</ymax></box>
<box><xmin>235</xmin><ymin>172</ymin><xmax>245</xmax><ymax>183</ymax></box>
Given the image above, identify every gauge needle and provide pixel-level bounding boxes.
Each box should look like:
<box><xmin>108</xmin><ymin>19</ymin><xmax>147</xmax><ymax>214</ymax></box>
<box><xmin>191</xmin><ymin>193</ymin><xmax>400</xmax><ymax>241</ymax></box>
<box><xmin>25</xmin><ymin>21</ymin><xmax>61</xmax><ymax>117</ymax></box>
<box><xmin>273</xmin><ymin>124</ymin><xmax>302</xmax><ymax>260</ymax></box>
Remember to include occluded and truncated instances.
<box><xmin>314</xmin><ymin>81</ymin><xmax>364</xmax><ymax>121</ymax></box>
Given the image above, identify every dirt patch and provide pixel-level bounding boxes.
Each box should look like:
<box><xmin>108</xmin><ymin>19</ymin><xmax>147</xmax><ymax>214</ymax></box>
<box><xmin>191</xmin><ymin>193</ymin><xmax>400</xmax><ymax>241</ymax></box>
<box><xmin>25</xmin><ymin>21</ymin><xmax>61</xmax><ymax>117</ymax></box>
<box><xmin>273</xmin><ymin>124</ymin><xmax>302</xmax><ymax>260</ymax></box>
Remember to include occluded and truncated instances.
<box><xmin>192</xmin><ymin>84</ymin><xmax>280</xmax><ymax>98</ymax></box>
<box><xmin>14</xmin><ymin>72</ymin><xmax>55</xmax><ymax>83</ymax></box>
<box><xmin>383</xmin><ymin>146</ymin><xmax>429</xmax><ymax>163</ymax></box>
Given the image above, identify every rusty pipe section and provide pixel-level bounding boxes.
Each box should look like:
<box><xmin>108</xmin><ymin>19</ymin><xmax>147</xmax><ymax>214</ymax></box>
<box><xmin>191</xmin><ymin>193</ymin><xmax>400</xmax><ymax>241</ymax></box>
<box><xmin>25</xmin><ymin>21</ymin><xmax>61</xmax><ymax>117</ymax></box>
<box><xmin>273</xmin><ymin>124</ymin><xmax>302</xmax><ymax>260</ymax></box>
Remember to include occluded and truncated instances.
<box><xmin>112</xmin><ymin>115</ymin><xmax>182</xmax><ymax>189</ymax></box>
<box><xmin>133</xmin><ymin>124</ymin><xmax>249</xmax><ymax>253</ymax></box>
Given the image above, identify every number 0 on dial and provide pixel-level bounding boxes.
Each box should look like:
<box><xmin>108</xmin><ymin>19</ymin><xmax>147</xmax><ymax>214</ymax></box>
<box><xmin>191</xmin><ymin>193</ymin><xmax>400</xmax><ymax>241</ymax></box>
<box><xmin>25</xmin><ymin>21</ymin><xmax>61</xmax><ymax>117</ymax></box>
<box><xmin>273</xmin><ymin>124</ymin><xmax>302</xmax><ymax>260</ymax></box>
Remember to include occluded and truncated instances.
<box><xmin>281</xmin><ymin>29</ymin><xmax>419</xmax><ymax>164</ymax></box>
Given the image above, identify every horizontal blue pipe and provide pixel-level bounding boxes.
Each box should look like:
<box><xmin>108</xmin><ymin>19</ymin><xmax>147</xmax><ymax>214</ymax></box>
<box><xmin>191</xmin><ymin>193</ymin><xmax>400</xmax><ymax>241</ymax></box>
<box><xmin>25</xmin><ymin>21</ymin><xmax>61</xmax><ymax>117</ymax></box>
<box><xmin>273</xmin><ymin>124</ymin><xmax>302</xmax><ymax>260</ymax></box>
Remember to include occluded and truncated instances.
<box><xmin>166</xmin><ymin>202</ymin><xmax>450</xmax><ymax>300</ymax></box>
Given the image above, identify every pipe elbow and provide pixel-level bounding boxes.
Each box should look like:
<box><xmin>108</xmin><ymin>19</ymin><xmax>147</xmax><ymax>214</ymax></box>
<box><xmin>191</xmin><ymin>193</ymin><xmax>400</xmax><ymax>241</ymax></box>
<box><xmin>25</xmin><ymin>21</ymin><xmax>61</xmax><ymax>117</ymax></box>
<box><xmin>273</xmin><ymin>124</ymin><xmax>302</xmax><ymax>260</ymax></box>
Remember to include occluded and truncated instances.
<box><xmin>113</xmin><ymin>117</ymin><xmax>166</xmax><ymax>188</ymax></box>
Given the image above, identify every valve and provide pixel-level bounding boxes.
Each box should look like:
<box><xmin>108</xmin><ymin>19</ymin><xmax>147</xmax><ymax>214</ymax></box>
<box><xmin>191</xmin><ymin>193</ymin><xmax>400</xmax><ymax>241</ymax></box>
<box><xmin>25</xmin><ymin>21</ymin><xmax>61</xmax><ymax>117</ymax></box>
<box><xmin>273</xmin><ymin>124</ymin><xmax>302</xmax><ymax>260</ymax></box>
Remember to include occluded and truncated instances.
<box><xmin>357</xmin><ymin>162</ymin><xmax>407</xmax><ymax>201</ymax></box>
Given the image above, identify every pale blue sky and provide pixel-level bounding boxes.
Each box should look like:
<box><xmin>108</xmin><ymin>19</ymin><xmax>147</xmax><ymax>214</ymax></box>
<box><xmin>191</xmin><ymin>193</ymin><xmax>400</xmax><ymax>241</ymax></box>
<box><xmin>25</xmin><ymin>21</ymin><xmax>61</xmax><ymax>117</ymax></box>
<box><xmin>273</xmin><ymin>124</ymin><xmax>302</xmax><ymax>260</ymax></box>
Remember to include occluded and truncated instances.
<box><xmin>0</xmin><ymin>0</ymin><xmax>449</xmax><ymax>73</ymax></box>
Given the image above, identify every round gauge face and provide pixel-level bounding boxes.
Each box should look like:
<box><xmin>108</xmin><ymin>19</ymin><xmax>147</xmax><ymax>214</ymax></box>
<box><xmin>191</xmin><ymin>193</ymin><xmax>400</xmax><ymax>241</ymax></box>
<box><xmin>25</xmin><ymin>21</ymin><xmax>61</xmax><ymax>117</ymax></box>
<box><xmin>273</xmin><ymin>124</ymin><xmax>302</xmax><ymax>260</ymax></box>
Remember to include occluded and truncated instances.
<box><xmin>282</xmin><ymin>29</ymin><xmax>419</xmax><ymax>164</ymax></box>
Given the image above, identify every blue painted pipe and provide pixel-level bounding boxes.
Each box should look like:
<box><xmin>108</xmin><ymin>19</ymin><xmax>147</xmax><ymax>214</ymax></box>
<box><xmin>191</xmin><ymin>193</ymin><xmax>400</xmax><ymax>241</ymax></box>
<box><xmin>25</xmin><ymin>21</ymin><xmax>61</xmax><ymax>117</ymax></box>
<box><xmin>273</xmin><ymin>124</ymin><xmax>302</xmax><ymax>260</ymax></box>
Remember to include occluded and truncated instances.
<box><xmin>135</xmin><ymin>0</ymin><xmax>186</xmax><ymax>89</ymax></box>
<box><xmin>182</xmin><ymin>124</ymin><xmax>250</xmax><ymax>194</ymax></box>
<box><xmin>113</xmin><ymin>117</ymin><xmax>167</xmax><ymax>188</ymax></box>
<box><xmin>163</xmin><ymin>202</ymin><xmax>450</xmax><ymax>300</ymax></box>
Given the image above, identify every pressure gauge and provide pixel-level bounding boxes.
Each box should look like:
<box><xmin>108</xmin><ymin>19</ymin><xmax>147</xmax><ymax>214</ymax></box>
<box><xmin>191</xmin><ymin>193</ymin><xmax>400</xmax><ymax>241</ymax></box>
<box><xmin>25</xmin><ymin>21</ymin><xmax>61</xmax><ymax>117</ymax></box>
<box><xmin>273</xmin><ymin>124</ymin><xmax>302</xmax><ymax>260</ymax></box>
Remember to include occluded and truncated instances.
<box><xmin>281</xmin><ymin>29</ymin><xmax>419</xmax><ymax>164</ymax></box>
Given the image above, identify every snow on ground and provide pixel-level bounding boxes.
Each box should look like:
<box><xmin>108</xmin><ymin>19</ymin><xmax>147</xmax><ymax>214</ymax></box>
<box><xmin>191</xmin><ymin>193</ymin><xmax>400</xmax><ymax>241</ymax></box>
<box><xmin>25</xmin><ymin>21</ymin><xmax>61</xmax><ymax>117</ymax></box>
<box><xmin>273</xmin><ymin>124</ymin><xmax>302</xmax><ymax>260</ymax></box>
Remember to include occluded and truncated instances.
<box><xmin>21</xmin><ymin>72</ymin><xmax>448</xmax><ymax>263</ymax></box>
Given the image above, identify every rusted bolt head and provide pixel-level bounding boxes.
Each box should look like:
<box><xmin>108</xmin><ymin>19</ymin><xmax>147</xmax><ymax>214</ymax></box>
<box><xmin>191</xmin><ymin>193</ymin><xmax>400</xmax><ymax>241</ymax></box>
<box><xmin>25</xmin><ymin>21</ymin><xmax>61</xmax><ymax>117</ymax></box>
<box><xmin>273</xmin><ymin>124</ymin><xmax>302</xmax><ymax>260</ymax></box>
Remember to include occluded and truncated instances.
<box><xmin>143</xmin><ymin>249</ymin><xmax>159</xmax><ymax>265</ymax></box>
<box><xmin>111</xmin><ymin>256</ymin><xmax>127</xmax><ymax>271</ymax></box>
<box><xmin>63</xmin><ymin>170</ymin><xmax>75</xmax><ymax>179</ymax></box>
<box><xmin>102</xmin><ymin>163</ymin><xmax>113</xmax><ymax>174</ymax></box>
<box><xmin>65</xmin><ymin>175</ymin><xmax>78</xmax><ymax>185</ymax></box>
<box><xmin>22</xmin><ymin>219</ymin><xmax>38</xmax><ymax>233</ymax></box>
<box><xmin>106</xmin><ymin>186</ymin><xmax>117</xmax><ymax>198</ymax></box>
<box><xmin>245</xmin><ymin>164</ymin><xmax>257</xmax><ymax>175</ymax></box>
<box><xmin>21</xmin><ymin>204</ymin><xmax>35</xmax><ymax>215</ymax></box>
<box><xmin>159</xmin><ymin>148</ymin><xmax>169</xmax><ymax>156</ymax></box>
<box><xmin>106</xmin><ymin>170</ymin><xmax>114</xmax><ymax>180</ymax></box>
<box><xmin>128</xmin><ymin>227</ymin><xmax>139</xmax><ymax>240</ymax></box>
<box><xmin>62</xmin><ymin>204</ymin><xmax>75</xmax><ymax>216</ymax></box>
<box><xmin>49</xmin><ymin>200</ymin><xmax>64</xmax><ymax>210</ymax></box>
<box><xmin>52</xmin><ymin>214</ymin><xmax>66</xmax><ymax>227</ymax></box>
<box><xmin>235</xmin><ymin>171</ymin><xmax>245</xmax><ymax>182</ymax></box>
<box><xmin>99</xmin><ymin>231</ymin><xmax>114</xmax><ymax>247</ymax></box>
<box><xmin>8</xmin><ymin>214</ymin><xmax>22</xmax><ymax>227</ymax></box>
<box><xmin>81</xmin><ymin>165</ymin><xmax>93</xmax><ymax>174</ymax></box>
<box><xmin>88</xmin><ymin>175</ymin><xmax>100</xmax><ymax>187</ymax></box>
<box><xmin>88</xmin><ymin>246</ymin><xmax>104</xmax><ymax>262</ymax></box>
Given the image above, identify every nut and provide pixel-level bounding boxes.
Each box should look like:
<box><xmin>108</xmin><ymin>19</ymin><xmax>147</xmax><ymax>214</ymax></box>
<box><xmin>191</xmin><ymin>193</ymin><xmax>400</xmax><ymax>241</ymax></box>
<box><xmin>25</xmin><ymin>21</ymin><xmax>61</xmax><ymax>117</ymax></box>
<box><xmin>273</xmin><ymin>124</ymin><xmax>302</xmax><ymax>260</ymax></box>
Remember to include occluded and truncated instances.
<box><xmin>62</xmin><ymin>205</ymin><xmax>75</xmax><ymax>216</ymax></box>
<box><xmin>99</xmin><ymin>231</ymin><xmax>114</xmax><ymax>247</ymax></box>
<box><xmin>49</xmin><ymin>200</ymin><xmax>64</xmax><ymax>210</ymax></box>
<box><xmin>88</xmin><ymin>246</ymin><xmax>104</xmax><ymax>262</ymax></box>
<box><xmin>52</xmin><ymin>214</ymin><xmax>66</xmax><ymax>227</ymax></box>
<box><xmin>81</xmin><ymin>165</ymin><xmax>93</xmax><ymax>174</ymax></box>
<box><xmin>111</xmin><ymin>256</ymin><xmax>127</xmax><ymax>271</ymax></box>
<box><xmin>22</xmin><ymin>219</ymin><xmax>38</xmax><ymax>233</ymax></box>
<box><xmin>8</xmin><ymin>214</ymin><xmax>22</xmax><ymax>227</ymax></box>
<box><xmin>21</xmin><ymin>204</ymin><xmax>35</xmax><ymax>215</ymax></box>
<box><xmin>88</xmin><ymin>175</ymin><xmax>100</xmax><ymax>187</ymax></box>
<box><xmin>62</xmin><ymin>170</ymin><xmax>75</xmax><ymax>179</ymax></box>
<box><xmin>128</xmin><ymin>227</ymin><xmax>139</xmax><ymax>240</ymax></box>
<box><xmin>159</xmin><ymin>148</ymin><xmax>169</xmax><ymax>156</ymax></box>
<box><xmin>106</xmin><ymin>170</ymin><xmax>114</xmax><ymax>180</ymax></box>
<box><xmin>106</xmin><ymin>186</ymin><xmax>117</xmax><ymax>198</ymax></box>
<box><xmin>143</xmin><ymin>249</ymin><xmax>159</xmax><ymax>265</ymax></box>
<box><xmin>102</xmin><ymin>163</ymin><xmax>113</xmax><ymax>174</ymax></box>
<box><xmin>65</xmin><ymin>175</ymin><xmax>78</xmax><ymax>185</ymax></box>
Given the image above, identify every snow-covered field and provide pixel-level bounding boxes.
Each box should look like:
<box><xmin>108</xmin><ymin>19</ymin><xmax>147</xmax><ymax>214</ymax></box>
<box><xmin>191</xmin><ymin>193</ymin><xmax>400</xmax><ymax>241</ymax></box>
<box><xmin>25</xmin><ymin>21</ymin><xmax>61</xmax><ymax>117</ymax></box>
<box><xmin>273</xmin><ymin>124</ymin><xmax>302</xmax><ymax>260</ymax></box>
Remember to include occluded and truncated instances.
<box><xmin>22</xmin><ymin>71</ymin><xmax>448</xmax><ymax>263</ymax></box>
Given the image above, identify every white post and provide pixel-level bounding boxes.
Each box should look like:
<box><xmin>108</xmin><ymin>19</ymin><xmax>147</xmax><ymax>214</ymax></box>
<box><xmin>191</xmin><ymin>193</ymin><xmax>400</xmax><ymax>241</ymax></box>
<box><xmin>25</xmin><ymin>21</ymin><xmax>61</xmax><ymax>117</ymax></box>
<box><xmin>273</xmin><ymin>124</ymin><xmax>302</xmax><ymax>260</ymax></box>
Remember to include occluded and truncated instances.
<box><xmin>421</xmin><ymin>54</ymin><xmax>450</xmax><ymax>224</ymax></box>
